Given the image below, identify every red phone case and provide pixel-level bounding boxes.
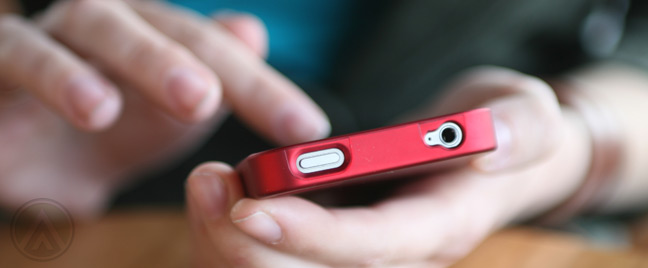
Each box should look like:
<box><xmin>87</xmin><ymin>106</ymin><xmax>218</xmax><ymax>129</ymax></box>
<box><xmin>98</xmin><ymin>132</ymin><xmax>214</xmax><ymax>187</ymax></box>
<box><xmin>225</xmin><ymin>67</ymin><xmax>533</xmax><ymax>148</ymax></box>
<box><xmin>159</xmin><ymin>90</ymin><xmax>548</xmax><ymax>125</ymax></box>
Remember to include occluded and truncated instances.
<box><xmin>236</xmin><ymin>108</ymin><xmax>497</xmax><ymax>198</ymax></box>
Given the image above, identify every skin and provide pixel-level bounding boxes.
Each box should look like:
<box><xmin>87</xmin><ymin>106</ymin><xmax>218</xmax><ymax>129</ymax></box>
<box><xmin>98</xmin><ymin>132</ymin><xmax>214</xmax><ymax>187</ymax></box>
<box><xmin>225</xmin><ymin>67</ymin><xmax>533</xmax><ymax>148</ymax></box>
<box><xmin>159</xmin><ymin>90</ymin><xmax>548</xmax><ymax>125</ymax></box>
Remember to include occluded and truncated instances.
<box><xmin>185</xmin><ymin>67</ymin><xmax>596</xmax><ymax>267</ymax></box>
<box><xmin>0</xmin><ymin>0</ymin><xmax>330</xmax><ymax>217</ymax></box>
<box><xmin>186</xmin><ymin>64</ymin><xmax>648</xmax><ymax>267</ymax></box>
<box><xmin>3</xmin><ymin>0</ymin><xmax>648</xmax><ymax>267</ymax></box>
<box><xmin>567</xmin><ymin>64</ymin><xmax>648</xmax><ymax>213</ymax></box>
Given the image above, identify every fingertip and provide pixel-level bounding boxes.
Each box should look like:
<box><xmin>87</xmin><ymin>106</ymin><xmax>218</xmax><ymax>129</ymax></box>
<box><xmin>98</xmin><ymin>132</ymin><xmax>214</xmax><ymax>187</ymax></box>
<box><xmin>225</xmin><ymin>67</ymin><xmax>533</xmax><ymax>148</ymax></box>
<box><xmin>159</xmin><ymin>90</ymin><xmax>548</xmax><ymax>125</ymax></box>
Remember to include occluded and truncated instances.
<box><xmin>440</xmin><ymin>66</ymin><xmax>563</xmax><ymax>171</ymax></box>
<box><xmin>187</xmin><ymin>82</ymin><xmax>222</xmax><ymax>123</ymax></box>
<box><xmin>187</xmin><ymin>162</ymin><xmax>235</xmax><ymax>186</ymax></box>
<box><xmin>86</xmin><ymin>90</ymin><xmax>122</xmax><ymax>130</ymax></box>
<box><xmin>212</xmin><ymin>10</ymin><xmax>268</xmax><ymax>58</ymax></box>
<box><xmin>165</xmin><ymin>66</ymin><xmax>222</xmax><ymax>123</ymax></box>
<box><xmin>472</xmin><ymin>93</ymin><xmax>562</xmax><ymax>172</ymax></box>
<box><xmin>186</xmin><ymin>162</ymin><xmax>232</xmax><ymax>221</ymax></box>
<box><xmin>64</xmin><ymin>76</ymin><xmax>123</xmax><ymax>131</ymax></box>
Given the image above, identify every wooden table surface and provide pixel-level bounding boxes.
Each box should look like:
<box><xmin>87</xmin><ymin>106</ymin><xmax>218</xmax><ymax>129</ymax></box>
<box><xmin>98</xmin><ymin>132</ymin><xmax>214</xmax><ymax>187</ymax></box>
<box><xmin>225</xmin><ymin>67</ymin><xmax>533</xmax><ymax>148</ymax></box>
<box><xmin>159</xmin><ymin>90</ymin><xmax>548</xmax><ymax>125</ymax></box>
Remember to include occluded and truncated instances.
<box><xmin>1</xmin><ymin>208</ymin><xmax>647</xmax><ymax>268</ymax></box>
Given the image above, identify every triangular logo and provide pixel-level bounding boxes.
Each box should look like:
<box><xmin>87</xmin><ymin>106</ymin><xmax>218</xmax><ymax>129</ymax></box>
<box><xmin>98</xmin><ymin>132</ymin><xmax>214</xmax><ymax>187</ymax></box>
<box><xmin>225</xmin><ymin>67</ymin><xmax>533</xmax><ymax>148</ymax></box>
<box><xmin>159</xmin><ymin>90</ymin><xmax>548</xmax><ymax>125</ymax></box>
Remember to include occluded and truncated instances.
<box><xmin>18</xmin><ymin>209</ymin><xmax>66</xmax><ymax>256</ymax></box>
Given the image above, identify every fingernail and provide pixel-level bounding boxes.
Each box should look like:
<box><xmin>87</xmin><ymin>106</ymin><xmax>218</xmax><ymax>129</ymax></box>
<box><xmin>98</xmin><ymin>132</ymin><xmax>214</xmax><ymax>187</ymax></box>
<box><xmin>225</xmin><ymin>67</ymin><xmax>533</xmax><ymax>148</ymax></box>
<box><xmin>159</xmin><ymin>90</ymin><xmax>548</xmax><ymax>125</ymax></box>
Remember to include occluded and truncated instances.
<box><xmin>190</xmin><ymin>83</ymin><xmax>220</xmax><ymax>121</ymax></box>
<box><xmin>88</xmin><ymin>91</ymin><xmax>121</xmax><ymax>130</ymax></box>
<box><xmin>166</xmin><ymin>67</ymin><xmax>212</xmax><ymax>115</ymax></box>
<box><xmin>66</xmin><ymin>77</ymin><xmax>113</xmax><ymax>126</ymax></box>
<box><xmin>474</xmin><ymin>116</ymin><xmax>513</xmax><ymax>171</ymax></box>
<box><xmin>187</xmin><ymin>169</ymin><xmax>227</xmax><ymax>221</ymax></box>
<box><xmin>232</xmin><ymin>210</ymin><xmax>282</xmax><ymax>244</ymax></box>
<box><xmin>275</xmin><ymin>103</ymin><xmax>331</xmax><ymax>145</ymax></box>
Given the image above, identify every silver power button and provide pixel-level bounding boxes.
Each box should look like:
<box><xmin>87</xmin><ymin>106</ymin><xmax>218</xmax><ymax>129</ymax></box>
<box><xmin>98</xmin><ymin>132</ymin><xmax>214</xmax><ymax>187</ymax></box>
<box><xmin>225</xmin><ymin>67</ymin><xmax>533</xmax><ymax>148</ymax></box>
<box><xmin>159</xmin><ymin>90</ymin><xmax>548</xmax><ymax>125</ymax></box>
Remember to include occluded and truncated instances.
<box><xmin>296</xmin><ymin>148</ymin><xmax>345</xmax><ymax>174</ymax></box>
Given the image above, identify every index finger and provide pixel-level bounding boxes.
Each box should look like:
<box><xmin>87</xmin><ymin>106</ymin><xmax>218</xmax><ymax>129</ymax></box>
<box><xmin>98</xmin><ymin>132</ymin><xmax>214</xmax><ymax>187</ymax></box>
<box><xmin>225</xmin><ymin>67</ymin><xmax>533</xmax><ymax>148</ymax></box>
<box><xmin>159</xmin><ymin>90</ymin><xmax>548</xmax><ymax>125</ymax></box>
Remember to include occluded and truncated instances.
<box><xmin>39</xmin><ymin>0</ymin><xmax>221</xmax><ymax>122</ymax></box>
<box><xmin>132</xmin><ymin>2</ymin><xmax>330</xmax><ymax>145</ymax></box>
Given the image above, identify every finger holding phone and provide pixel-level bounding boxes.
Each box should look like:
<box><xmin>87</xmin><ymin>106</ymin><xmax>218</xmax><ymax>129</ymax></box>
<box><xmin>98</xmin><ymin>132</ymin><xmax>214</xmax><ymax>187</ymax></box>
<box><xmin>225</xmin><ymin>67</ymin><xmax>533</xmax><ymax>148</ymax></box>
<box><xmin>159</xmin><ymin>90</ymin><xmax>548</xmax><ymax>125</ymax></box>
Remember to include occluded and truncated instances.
<box><xmin>185</xmin><ymin>66</ymin><xmax>603</xmax><ymax>267</ymax></box>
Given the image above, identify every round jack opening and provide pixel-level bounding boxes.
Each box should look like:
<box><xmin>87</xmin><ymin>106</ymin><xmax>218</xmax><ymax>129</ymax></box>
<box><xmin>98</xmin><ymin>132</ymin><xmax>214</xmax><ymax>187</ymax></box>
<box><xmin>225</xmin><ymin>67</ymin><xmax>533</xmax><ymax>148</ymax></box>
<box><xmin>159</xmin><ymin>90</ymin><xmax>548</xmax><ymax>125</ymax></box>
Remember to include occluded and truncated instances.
<box><xmin>441</xmin><ymin>128</ymin><xmax>457</xmax><ymax>144</ymax></box>
<box><xmin>423</xmin><ymin>122</ymin><xmax>463</xmax><ymax>148</ymax></box>
<box><xmin>437</xmin><ymin>122</ymin><xmax>463</xmax><ymax>148</ymax></box>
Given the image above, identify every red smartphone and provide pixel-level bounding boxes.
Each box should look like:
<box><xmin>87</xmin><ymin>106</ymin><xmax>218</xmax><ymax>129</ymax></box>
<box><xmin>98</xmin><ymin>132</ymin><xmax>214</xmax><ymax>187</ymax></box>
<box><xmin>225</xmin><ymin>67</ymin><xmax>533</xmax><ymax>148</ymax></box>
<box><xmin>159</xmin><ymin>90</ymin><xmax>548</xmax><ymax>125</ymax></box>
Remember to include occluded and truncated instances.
<box><xmin>236</xmin><ymin>108</ymin><xmax>497</xmax><ymax>198</ymax></box>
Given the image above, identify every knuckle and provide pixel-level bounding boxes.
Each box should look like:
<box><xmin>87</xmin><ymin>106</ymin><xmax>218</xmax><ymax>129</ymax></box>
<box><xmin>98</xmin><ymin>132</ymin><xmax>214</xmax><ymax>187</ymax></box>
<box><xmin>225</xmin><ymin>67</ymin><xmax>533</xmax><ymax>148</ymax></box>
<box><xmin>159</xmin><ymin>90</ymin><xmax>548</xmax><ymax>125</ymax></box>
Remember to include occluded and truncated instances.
<box><xmin>180</xmin><ymin>28</ymin><xmax>216</xmax><ymax>57</ymax></box>
<box><xmin>124</xmin><ymin>39</ymin><xmax>164</xmax><ymax>64</ymax></box>
<box><xmin>48</xmin><ymin>0</ymin><xmax>103</xmax><ymax>32</ymax></box>
<box><xmin>23</xmin><ymin>48</ymin><xmax>60</xmax><ymax>77</ymax></box>
<box><xmin>60</xmin><ymin>0</ymin><xmax>126</xmax><ymax>29</ymax></box>
<box><xmin>174</xmin><ymin>22</ymin><xmax>230</xmax><ymax>62</ymax></box>
<box><xmin>123</xmin><ymin>39</ymin><xmax>188</xmax><ymax>69</ymax></box>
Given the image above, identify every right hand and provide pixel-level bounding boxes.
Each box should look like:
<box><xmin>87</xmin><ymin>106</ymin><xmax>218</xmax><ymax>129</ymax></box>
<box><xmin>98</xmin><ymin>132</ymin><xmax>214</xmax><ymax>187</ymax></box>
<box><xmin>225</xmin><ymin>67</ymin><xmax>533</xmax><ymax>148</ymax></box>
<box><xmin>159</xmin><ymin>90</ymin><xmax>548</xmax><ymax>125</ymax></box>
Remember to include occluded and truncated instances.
<box><xmin>0</xmin><ymin>0</ymin><xmax>329</xmax><ymax>218</ymax></box>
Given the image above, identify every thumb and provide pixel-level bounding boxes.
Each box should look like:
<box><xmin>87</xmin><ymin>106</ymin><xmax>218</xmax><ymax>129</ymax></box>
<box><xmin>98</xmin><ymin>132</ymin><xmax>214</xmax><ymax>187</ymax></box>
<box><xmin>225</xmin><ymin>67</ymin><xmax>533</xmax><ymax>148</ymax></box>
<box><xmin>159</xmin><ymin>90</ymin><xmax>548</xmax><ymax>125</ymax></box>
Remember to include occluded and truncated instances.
<box><xmin>212</xmin><ymin>11</ymin><xmax>268</xmax><ymax>59</ymax></box>
<box><xmin>434</xmin><ymin>66</ymin><xmax>563</xmax><ymax>171</ymax></box>
<box><xmin>185</xmin><ymin>162</ymin><xmax>244</xmax><ymax>222</ymax></box>
<box><xmin>185</xmin><ymin>162</ymin><xmax>241</xmax><ymax>267</ymax></box>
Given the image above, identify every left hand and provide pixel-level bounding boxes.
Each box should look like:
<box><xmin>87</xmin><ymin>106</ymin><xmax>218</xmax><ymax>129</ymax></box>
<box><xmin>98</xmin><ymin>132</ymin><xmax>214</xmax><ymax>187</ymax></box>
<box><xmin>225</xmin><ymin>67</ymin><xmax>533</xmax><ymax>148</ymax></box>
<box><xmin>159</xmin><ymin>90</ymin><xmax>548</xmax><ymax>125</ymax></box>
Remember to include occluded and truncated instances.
<box><xmin>185</xmin><ymin>67</ymin><xmax>593</xmax><ymax>267</ymax></box>
<box><xmin>0</xmin><ymin>0</ymin><xmax>328</xmax><ymax>217</ymax></box>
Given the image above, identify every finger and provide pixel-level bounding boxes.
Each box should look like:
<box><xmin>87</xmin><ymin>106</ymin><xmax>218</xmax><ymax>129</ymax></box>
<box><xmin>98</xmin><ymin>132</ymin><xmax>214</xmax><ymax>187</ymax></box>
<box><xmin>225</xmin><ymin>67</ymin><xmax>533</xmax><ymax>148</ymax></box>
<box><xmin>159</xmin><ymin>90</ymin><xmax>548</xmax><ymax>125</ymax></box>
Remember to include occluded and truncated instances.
<box><xmin>225</xmin><ymin>108</ymin><xmax>591</xmax><ymax>267</ymax></box>
<box><xmin>186</xmin><ymin>185</ymin><xmax>230</xmax><ymax>268</ymax></box>
<box><xmin>433</xmin><ymin>66</ymin><xmax>562</xmax><ymax>171</ymax></box>
<box><xmin>0</xmin><ymin>15</ymin><xmax>121</xmax><ymax>130</ymax></box>
<box><xmin>132</xmin><ymin>2</ymin><xmax>330</xmax><ymax>145</ymax></box>
<box><xmin>227</xmin><ymin>184</ymin><xmax>502</xmax><ymax>267</ymax></box>
<box><xmin>212</xmin><ymin>11</ymin><xmax>268</xmax><ymax>59</ymax></box>
<box><xmin>40</xmin><ymin>0</ymin><xmax>221</xmax><ymax>122</ymax></box>
<box><xmin>185</xmin><ymin>163</ymin><xmax>327</xmax><ymax>268</ymax></box>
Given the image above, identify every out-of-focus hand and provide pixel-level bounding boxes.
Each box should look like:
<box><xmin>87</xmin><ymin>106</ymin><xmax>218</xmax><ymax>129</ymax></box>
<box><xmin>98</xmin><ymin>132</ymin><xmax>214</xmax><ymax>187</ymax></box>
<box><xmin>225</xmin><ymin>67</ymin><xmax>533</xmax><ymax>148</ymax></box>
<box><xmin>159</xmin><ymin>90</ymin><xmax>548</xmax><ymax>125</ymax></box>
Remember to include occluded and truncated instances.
<box><xmin>186</xmin><ymin>67</ymin><xmax>593</xmax><ymax>267</ymax></box>
<box><xmin>0</xmin><ymin>0</ymin><xmax>329</xmax><ymax>217</ymax></box>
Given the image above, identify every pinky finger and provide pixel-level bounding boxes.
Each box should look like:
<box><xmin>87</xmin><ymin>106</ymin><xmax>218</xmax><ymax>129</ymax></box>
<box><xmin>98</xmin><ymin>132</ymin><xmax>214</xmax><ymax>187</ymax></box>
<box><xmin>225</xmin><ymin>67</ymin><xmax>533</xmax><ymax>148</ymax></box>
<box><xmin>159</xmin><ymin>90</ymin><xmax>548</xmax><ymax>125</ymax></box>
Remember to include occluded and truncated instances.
<box><xmin>0</xmin><ymin>15</ymin><xmax>121</xmax><ymax>130</ymax></box>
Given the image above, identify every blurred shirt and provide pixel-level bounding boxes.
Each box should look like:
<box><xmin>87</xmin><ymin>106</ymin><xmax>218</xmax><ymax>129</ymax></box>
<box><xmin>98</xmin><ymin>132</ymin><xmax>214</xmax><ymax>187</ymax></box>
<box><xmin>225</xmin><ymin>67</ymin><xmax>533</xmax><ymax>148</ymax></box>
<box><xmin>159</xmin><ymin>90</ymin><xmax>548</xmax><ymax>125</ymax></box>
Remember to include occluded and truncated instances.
<box><xmin>167</xmin><ymin>0</ymin><xmax>358</xmax><ymax>86</ymax></box>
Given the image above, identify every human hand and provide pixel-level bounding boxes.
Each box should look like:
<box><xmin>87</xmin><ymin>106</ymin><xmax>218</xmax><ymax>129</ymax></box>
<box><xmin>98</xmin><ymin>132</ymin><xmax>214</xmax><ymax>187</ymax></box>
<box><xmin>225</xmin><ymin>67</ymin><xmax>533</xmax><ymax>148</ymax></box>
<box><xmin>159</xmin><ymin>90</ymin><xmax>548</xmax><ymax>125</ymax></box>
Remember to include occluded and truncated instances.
<box><xmin>186</xmin><ymin>67</ymin><xmax>593</xmax><ymax>267</ymax></box>
<box><xmin>0</xmin><ymin>0</ymin><xmax>329</xmax><ymax>217</ymax></box>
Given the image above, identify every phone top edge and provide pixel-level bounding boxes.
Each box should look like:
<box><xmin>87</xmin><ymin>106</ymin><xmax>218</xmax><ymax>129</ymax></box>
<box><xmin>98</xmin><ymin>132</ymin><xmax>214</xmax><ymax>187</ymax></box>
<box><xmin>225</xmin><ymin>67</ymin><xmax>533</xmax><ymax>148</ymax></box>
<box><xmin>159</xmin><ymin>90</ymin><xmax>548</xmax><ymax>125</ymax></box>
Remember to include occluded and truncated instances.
<box><xmin>239</xmin><ymin>108</ymin><xmax>493</xmax><ymax>161</ymax></box>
